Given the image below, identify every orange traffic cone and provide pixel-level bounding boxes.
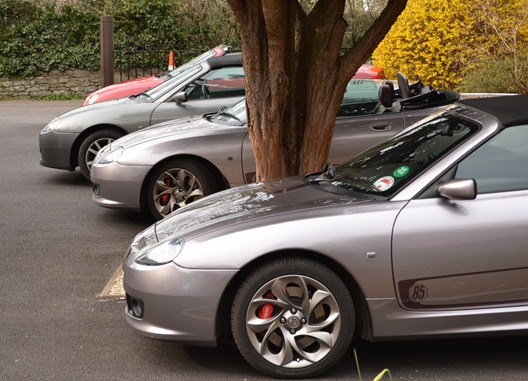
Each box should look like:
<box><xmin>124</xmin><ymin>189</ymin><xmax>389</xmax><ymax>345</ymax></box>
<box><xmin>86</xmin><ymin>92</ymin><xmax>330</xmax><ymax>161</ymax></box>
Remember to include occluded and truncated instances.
<box><xmin>168</xmin><ymin>50</ymin><xmax>175</xmax><ymax>70</ymax></box>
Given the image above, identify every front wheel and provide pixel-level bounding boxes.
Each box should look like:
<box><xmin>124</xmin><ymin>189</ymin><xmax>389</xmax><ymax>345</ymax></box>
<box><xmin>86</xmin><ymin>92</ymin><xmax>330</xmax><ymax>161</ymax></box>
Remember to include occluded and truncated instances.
<box><xmin>231</xmin><ymin>258</ymin><xmax>355</xmax><ymax>379</ymax></box>
<box><xmin>145</xmin><ymin>159</ymin><xmax>221</xmax><ymax>220</ymax></box>
<box><xmin>78</xmin><ymin>129</ymin><xmax>125</xmax><ymax>180</ymax></box>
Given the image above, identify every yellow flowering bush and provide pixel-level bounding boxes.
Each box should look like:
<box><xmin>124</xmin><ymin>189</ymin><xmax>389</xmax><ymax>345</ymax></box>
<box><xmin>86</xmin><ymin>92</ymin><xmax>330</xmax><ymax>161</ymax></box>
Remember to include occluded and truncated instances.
<box><xmin>373</xmin><ymin>0</ymin><xmax>528</xmax><ymax>89</ymax></box>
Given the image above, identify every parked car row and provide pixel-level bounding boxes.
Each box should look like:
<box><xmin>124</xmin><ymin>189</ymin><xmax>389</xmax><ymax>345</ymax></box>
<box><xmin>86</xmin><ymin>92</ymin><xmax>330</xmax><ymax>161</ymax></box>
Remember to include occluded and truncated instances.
<box><xmin>38</xmin><ymin>46</ymin><xmax>528</xmax><ymax>379</ymax></box>
<box><xmin>39</xmin><ymin>48</ymin><xmax>386</xmax><ymax>181</ymax></box>
<box><xmin>40</xmin><ymin>51</ymin><xmax>245</xmax><ymax>180</ymax></box>
<box><xmin>83</xmin><ymin>45</ymin><xmax>386</xmax><ymax>107</ymax></box>
<box><xmin>82</xmin><ymin>45</ymin><xmax>232</xmax><ymax>106</ymax></box>
<box><xmin>90</xmin><ymin>75</ymin><xmax>459</xmax><ymax>220</ymax></box>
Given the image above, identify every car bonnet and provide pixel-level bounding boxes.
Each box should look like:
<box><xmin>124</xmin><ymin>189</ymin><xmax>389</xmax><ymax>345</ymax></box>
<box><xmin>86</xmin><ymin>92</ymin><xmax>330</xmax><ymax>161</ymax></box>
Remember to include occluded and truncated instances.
<box><xmin>153</xmin><ymin>176</ymin><xmax>371</xmax><ymax>241</ymax></box>
<box><xmin>55</xmin><ymin>96</ymin><xmax>147</xmax><ymax>121</ymax></box>
<box><xmin>111</xmin><ymin>116</ymin><xmax>223</xmax><ymax>149</ymax></box>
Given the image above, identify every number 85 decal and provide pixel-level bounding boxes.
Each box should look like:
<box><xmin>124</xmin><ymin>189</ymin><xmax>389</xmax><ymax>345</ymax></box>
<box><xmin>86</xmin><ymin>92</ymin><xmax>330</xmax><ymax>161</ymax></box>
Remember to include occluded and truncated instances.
<box><xmin>409</xmin><ymin>283</ymin><xmax>429</xmax><ymax>303</ymax></box>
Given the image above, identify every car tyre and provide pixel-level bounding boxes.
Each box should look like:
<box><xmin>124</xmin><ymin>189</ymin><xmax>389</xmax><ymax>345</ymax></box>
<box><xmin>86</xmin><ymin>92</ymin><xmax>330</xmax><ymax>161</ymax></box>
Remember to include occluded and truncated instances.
<box><xmin>146</xmin><ymin>159</ymin><xmax>220</xmax><ymax>220</ymax></box>
<box><xmin>78</xmin><ymin>129</ymin><xmax>124</xmax><ymax>180</ymax></box>
<box><xmin>231</xmin><ymin>257</ymin><xmax>355</xmax><ymax>379</ymax></box>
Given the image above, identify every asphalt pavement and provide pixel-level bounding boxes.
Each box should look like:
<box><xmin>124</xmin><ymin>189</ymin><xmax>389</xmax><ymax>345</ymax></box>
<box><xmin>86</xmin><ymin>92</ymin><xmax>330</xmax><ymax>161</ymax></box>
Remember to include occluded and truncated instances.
<box><xmin>0</xmin><ymin>100</ymin><xmax>260</xmax><ymax>381</ymax></box>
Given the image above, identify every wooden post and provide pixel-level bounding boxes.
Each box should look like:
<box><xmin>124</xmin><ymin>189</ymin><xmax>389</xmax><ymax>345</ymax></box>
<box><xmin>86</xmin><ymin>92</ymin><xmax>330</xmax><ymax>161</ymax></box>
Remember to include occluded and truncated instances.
<box><xmin>100</xmin><ymin>15</ymin><xmax>114</xmax><ymax>87</ymax></box>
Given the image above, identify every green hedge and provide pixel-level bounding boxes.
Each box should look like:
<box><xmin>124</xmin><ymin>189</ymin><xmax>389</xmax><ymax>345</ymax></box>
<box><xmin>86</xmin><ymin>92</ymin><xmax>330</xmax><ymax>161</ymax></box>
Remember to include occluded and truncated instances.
<box><xmin>0</xmin><ymin>0</ymin><xmax>241</xmax><ymax>78</ymax></box>
<box><xmin>459</xmin><ymin>58</ymin><xmax>528</xmax><ymax>94</ymax></box>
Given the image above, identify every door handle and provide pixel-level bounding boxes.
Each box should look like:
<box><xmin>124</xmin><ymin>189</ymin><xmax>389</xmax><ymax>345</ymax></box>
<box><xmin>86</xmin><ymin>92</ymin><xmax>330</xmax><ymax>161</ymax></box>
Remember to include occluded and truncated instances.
<box><xmin>369</xmin><ymin>123</ymin><xmax>392</xmax><ymax>131</ymax></box>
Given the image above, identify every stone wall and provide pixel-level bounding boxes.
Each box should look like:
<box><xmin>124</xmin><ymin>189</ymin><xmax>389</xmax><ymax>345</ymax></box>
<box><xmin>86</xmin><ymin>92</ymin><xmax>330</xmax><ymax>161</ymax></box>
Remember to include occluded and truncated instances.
<box><xmin>0</xmin><ymin>69</ymin><xmax>102</xmax><ymax>99</ymax></box>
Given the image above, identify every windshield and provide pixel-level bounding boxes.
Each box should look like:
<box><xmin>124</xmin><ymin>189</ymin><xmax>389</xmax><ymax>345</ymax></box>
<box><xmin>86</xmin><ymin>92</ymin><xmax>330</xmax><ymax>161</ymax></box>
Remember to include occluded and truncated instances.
<box><xmin>144</xmin><ymin>64</ymin><xmax>202</xmax><ymax>100</ymax></box>
<box><xmin>309</xmin><ymin>108</ymin><xmax>480</xmax><ymax>197</ymax></box>
<box><xmin>211</xmin><ymin>77</ymin><xmax>381</xmax><ymax>125</ymax></box>
<box><xmin>214</xmin><ymin>99</ymin><xmax>247</xmax><ymax>124</ymax></box>
<box><xmin>337</xmin><ymin>78</ymin><xmax>382</xmax><ymax>117</ymax></box>
<box><xmin>166</xmin><ymin>49</ymin><xmax>219</xmax><ymax>78</ymax></box>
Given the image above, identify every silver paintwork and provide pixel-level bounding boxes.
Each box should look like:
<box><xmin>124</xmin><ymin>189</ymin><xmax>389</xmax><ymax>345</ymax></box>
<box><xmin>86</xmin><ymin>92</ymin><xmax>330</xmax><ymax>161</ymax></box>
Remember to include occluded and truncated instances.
<box><xmin>437</xmin><ymin>178</ymin><xmax>476</xmax><ymax>199</ymax></box>
<box><xmin>39</xmin><ymin>54</ymin><xmax>244</xmax><ymax>173</ymax></box>
<box><xmin>123</xmin><ymin>96</ymin><xmax>528</xmax><ymax>377</ymax></box>
<box><xmin>92</xmin><ymin>99</ymin><xmax>447</xmax><ymax>217</ymax></box>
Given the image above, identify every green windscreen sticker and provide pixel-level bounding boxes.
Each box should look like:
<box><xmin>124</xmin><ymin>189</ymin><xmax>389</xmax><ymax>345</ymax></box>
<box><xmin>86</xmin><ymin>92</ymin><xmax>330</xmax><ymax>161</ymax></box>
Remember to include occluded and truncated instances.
<box><xmin>393</xmin><ymin>166</ymin><xmax>410</xmax><ymax>178</ymax></box>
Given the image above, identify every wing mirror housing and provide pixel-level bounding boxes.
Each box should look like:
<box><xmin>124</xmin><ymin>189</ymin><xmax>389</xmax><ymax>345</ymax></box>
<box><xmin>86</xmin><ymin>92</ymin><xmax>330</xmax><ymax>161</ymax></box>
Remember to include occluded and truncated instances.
<box><xmin>438</xmin><ymin>178</ymin><xmax>477</xmax><ymax>200</ymax></box>
<box><xmin>173</xmin><ymin>91</ymin><xmax>188</xmax><ymax>103</ymax></box>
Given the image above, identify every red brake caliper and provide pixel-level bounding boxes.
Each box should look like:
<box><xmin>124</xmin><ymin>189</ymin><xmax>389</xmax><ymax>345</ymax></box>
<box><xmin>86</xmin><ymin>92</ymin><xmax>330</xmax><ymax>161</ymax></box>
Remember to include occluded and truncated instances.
<box><xmin>258</xmin><ymin>291</ymin><xmax>275</xmax><ymax>319</ymax></box>
<box><xmin>160</xmin><ymin>178</ymin><xmax>171</xmax><ymax>205</ymax></box>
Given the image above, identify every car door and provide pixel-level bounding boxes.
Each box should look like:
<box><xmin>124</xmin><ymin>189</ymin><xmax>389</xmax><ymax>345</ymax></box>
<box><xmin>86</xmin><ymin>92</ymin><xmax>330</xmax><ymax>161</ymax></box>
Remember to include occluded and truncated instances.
<box><xmin>392</xmin><ymin>124</ymin><xmax>528</xmax><ymax>311</ymax></box>
<box><xmin>328</xmin><ymin>112</ymin><xmax>405</xmax><ymax>164</ymax></box>
<box><xmin>149</xmin><ymin>66</ymin><xmax>245</xmax><ymax>125</ymax></box>
<box><xmin>239</xmin><ymin>111</ymin><xmax>407</xmax><ymax>185</ymax></box>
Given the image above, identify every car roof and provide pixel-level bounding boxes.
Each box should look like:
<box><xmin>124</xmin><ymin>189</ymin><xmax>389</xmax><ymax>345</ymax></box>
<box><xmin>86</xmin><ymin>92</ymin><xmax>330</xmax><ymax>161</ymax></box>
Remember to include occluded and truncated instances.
<box><xmin>207</xmin><ymin>52</ymin><xmax>242</xmax><ymax>68</ymax></box>
<box><xmin>458</xmin><ymin>94</ymin><xmax>528</xmax><ymax>127</ymax></box>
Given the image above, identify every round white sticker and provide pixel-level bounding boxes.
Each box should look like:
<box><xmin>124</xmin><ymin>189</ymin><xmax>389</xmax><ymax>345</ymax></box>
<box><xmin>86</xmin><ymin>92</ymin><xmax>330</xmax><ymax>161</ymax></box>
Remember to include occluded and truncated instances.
<box><xmin>374</xmin><ymin>176</ymin><xmax>394</xmax><ymax>191</ymax></box>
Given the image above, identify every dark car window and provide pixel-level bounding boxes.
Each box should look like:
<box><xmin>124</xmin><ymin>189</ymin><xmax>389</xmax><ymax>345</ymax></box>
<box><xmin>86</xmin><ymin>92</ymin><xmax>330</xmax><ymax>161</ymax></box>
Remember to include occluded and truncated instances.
<box><xmin>185</xmin><ymin>66</ymin><xmax>245</xmax><ymax>100</ymax></box>
<box><xmin>456</xmin><ymin>124</ymin><xmax>528</xmax><ymax>193</ymax></box>
<box><xmin>322</xmin><ymin>112</ymin><xmax>480</xmax><ymax>197</ymax></box>
<box><xmin>337</xmin><ymin>79</ymin><xmax>382</xmax><ymax>117</ymax></box>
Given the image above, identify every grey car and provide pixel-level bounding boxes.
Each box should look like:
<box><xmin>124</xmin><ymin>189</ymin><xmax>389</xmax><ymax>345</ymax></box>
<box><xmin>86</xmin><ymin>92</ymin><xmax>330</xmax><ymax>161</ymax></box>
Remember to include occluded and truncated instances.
<box><xmin>39</xmin><ymin>52</ymin><xmax>245</xmax><ymax>179</ymax></box>
<box><xmin>123</xmin><ymin>94</ymin><xmax>528</xmax><ymax>379</ymax></box>
<box><xmin>91</xmin><ymin>74</ymin><xmax>459</xmax><ymax>220</ymax></box>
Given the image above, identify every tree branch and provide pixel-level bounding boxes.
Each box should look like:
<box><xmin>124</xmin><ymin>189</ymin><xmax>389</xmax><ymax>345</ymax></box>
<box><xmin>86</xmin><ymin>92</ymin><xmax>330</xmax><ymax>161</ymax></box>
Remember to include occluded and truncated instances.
<box><xmin>340</xmin><ymin>0</ymin><xmax>407</xmax><ymax>79</ymax></box>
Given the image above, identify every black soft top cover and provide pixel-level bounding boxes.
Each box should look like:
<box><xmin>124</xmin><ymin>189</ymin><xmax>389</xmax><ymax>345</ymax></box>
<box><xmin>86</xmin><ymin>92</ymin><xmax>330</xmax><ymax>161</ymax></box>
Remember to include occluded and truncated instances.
<box><xmin>207</xmin><ymin>52</ymin><xmax>242</xmax><ymax>68</ymax></box>
<box><xmin>458</xmin><ymin>94</ymin><xmax>528</xmax><ymax>127</ymax></box>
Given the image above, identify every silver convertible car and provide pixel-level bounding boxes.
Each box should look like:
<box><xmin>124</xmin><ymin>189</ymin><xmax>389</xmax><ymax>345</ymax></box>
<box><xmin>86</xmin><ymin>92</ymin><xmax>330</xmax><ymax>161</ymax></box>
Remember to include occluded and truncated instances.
<box><xmin>123</xmin><ymin>95</ymin><xmax>528</xmax><ymax>378</ymax></box>
<box><xmin>123</xmin><ymin>94</ymin><xmax>528</xmax><ymax>379</ymax></box>
<box><xmin>91</xmin><ymin>74</ymin><xmax>459</xmax><ymax>220</ymax></box>
<box><xmin>39</xmin><ymin>52</ymin><xmax>245</xmax><ymax>179</ymax></box>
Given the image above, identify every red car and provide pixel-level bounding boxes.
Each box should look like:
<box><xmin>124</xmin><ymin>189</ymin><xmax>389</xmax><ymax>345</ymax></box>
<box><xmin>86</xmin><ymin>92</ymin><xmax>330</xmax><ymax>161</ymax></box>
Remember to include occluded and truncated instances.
<box><xmin>82</xmin><ymin>45</ymin><xmax>230</xmax><ymax>106</ymax></box>
<box><xmin>354</xmin><ymin>64</ymin><xmax>386</xmax><ymax>79</ymax></box>
<box><xmin>84</xmin><ymin>45</ymin><xmax>385</xmax><ymax>105</ymax></box>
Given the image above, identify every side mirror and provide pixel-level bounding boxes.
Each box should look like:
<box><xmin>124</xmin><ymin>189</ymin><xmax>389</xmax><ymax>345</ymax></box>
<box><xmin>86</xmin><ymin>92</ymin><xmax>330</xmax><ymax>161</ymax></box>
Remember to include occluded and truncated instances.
<box><xmin>173</xmin><ymin>91</ymin><xmax>188</xmax><ymax>103</ymax></box>
<box><xmin>438</xmin><ymin>178</ymin><xmax>477</xmax><ymax>200</ymax></box>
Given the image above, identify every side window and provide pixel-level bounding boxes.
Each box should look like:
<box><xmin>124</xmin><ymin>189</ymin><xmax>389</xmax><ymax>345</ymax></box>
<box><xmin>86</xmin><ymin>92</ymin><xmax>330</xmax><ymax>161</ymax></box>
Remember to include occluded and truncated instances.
<box><xmin>184</xmin><ymin>66</ymin><xmax>245</xmax><ymax>100</ymax></box>
<box><xmin>456</xmin><ymin>125</ymin><xmax>528</xmax><ymax>193</ymax></box>
<box><xmin>337</xmin><ymin>79</ymin><xmax>381</xmax><ymax>117</ymax></box>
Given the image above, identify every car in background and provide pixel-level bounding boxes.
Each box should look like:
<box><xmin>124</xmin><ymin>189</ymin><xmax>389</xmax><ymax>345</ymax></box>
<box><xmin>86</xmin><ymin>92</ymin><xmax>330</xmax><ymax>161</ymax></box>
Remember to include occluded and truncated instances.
<box><xmin>91</xmin><ymin>73</ymin><xmax>459</xmax><ymax>220</ymax></box>
<box><xmin>84</xmin><ymin>44</ymin><xmax>384</xmax><ymax>106</ymax></box>
<box><xmin>354</xmin><ymin>64</ymin><xmax>386</xmax><ymax>79</ymax></box>
<box><xmin>122</xmin><ymin>94</ymin><xmax>528</xmax><ymax>378</ymax></box>
<box><xmin>83</xmin><ymin>45</ymin><xmax>231</xmax><ymax>106</ymax></box>
<box><xmin>39</xmin><ymin>52</ymin><xmax>245</xmax><ymax>180</ymax></box>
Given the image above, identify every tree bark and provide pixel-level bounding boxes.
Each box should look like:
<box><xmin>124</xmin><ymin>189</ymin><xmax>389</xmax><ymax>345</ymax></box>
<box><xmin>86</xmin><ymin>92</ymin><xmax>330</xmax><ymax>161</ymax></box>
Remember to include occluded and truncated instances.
<box><xmin>227</xmin><ymin>0</ymin><xmax>408</xmax><ymax>181</ymax></box>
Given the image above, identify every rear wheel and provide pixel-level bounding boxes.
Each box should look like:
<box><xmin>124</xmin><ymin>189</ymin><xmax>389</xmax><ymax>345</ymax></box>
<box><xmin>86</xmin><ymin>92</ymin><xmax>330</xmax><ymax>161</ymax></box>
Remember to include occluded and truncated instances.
<box><xmin>231</xmin><ymin>258</ymin><xmax>355</xmax><ymax>379</ymax></box>
<box><xmin>78</xmin><ymin>129</ymin><xmax>124</xmax><ymax>180</ymax></box>
<box><xmin>145</xmin><ymin>159</ymin><xmax>221</xmax><ymax>220</ymax></box>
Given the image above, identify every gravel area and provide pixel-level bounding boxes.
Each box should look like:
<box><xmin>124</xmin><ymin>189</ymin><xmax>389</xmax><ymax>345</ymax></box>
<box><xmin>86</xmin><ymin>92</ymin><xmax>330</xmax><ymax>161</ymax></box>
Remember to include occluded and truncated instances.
<box><xmin>100</xmin><ymin>266</ymin><xmax>125</xmax><ymax>298</ymax></box>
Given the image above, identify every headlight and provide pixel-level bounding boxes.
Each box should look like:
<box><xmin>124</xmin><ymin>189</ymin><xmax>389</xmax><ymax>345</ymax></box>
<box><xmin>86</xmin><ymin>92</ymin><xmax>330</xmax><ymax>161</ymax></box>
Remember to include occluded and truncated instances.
<box><xmin>135</xmin><ymin>237</ymin><xmax>185</xmax><ymax>265</ymax></box>
<box><xmin>96</xmin><ymin>146</ymin><xmax>123</xmax><ymax>164</ymax></box>
<box><xmin>41</xmin><ymin>118</ymin><xmax>61</xmax><ymax>133</ymax></box>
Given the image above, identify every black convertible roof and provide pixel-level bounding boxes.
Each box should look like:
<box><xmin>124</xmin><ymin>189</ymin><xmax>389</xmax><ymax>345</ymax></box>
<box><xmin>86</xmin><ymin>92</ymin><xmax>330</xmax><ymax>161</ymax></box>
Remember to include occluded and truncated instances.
<box><xmin>458</xmin><ymin>94</ymin><xmax>528</xmax><ymax>127</ymax></box>
<box><xmin>207</xmin><ymin>52</ymin><xmax>242</xmax><ymax>68</ymax></box>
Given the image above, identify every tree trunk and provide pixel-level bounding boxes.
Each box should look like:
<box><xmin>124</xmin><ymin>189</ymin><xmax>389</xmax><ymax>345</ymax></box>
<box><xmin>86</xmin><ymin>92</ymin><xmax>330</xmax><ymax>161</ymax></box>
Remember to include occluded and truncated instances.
<box><xmin>227</xmin><ymin>0</ymin><xmax>408</xmax><ymax>181</ymax></box>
